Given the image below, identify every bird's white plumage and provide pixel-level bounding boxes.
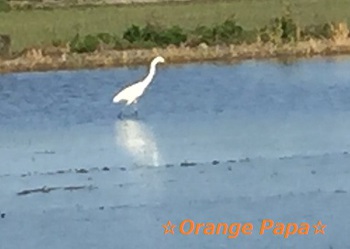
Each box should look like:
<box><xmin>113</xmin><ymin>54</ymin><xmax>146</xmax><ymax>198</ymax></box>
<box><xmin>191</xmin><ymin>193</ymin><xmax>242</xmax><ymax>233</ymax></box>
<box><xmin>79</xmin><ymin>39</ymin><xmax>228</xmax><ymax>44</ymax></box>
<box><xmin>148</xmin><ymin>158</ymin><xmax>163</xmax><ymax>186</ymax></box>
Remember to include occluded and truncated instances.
<box><xmin>113</xmin><ymin>81</ymin><xmax>146</xmax><ymax>105</ymax></box>
<box><xmin>112</xmin><ymin>56</ymin><xmax>165</xmax><ymax>106</ymax></box>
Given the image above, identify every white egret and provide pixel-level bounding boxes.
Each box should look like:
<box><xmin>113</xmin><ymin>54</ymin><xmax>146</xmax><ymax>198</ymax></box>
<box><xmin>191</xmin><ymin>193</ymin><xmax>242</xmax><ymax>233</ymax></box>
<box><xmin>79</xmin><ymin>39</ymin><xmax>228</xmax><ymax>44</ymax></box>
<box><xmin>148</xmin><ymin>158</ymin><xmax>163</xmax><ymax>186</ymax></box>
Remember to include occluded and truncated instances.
<box><xmin>112</xmin><ymin>55</ymin><xmax>165</xmax><ymax>119</ymax></box>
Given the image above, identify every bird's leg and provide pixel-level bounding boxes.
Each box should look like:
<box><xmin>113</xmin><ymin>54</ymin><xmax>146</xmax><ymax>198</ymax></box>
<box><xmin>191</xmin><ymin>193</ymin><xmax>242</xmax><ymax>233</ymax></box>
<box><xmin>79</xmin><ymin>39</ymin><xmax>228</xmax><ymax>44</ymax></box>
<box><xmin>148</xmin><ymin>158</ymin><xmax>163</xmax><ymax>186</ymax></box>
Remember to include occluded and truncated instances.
<box><xmin>118</xmin><ymin>105</ymin><xmax>126</xmax><ymax>119</ymax></box>
<box><xmin>117</xmin><ymin>111</ymin><xmax>123</xmax><ymax>120</ymax></box>
<box><xmin>133</xmin><ymin>100</ymin><xmax>138</xmax><ymax>117</ymax></box>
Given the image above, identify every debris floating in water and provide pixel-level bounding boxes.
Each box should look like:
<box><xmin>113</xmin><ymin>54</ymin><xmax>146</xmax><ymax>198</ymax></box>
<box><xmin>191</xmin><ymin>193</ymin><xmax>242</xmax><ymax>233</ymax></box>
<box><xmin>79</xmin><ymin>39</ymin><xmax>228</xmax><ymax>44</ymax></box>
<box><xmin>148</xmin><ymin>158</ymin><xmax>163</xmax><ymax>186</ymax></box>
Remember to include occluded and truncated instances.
<box><xmin>180</xmin><ymin>161</ymin><xmax>197</xmax><ymax>167</ymax></box>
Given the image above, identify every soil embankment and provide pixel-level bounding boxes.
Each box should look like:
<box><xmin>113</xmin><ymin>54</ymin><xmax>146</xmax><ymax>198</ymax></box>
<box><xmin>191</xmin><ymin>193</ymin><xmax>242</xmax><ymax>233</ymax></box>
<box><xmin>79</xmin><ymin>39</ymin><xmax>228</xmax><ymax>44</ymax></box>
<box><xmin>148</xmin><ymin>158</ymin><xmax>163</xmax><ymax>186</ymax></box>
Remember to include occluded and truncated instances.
<box><xmin>1</xmin><ymin>38</ymin><xmax>350</xmax><ymax>74</ymax></box>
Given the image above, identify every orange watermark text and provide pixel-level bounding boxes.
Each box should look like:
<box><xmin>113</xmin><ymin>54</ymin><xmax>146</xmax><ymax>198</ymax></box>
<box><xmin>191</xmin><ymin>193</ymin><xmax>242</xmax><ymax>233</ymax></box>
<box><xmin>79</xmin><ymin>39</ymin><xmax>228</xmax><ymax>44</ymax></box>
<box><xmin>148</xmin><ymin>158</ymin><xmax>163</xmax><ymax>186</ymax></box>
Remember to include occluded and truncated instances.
<box><xmin>163</xmin><ymin>219</ymin><xmax>326</xmax><ymax>239</ymax></box>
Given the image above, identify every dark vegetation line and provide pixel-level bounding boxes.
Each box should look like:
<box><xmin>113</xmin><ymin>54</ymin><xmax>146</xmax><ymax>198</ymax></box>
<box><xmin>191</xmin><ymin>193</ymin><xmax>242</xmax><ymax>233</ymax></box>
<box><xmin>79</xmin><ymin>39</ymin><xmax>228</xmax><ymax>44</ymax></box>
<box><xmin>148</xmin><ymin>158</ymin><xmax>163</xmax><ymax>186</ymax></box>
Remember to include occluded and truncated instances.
<box><xmin>68</xmin><ymin>12</ymin><xmax>348</xmax><ymax>54</ymax></box>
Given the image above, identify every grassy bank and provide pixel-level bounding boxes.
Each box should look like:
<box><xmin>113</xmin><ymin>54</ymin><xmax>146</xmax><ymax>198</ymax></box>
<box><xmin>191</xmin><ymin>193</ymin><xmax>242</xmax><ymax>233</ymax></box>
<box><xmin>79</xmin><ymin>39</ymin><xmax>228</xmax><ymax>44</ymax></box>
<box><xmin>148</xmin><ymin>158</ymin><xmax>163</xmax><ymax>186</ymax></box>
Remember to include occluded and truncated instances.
<box><xmin>0</xmin><ymin>0</ymin><xmax>350</xmax><ymax>73</ymax></box>
<box><xmin>1</xmin><ymin>37</ymin><xmax>350</xmax><ymax>74</ymax></box>
<box><xmin>0</xmin><ymin>0</ymin><xmax>349</xmax><ymax>51</ymax></box>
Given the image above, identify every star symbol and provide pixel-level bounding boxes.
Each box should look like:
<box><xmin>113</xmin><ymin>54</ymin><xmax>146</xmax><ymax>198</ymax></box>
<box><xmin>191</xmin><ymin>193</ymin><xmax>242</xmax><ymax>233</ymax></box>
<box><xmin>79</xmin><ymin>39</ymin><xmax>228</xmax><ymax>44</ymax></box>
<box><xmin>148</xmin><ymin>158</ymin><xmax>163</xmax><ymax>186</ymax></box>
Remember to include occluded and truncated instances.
<box><xmin>313</xmin><ymin>220</ymin><xmax>326</xmax><ymax>235</ymax></box>
<box><xmin>162</xmin><ymin>220</ymin><xmax>176</xmax><ymax>235</ymax></box>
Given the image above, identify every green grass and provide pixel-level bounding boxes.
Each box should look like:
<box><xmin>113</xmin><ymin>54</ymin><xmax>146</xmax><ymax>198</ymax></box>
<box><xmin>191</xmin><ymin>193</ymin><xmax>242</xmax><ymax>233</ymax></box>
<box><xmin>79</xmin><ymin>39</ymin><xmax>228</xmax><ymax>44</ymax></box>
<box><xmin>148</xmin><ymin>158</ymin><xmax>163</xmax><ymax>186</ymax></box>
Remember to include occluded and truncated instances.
<box><xmin>0</xmin><ymin>0</ymin><xmax>349</xmax><ymax>51</ymax></box>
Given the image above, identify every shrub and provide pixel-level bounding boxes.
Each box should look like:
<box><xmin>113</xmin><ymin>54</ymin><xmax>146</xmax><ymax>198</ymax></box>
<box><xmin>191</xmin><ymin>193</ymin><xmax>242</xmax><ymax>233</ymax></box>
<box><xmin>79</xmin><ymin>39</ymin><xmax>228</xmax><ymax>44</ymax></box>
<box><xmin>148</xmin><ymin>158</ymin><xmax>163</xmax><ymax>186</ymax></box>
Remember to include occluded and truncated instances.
<box><xmin>52</xmin><ymin>39</ymin><xmax>64</xmax><ymax>47</ymax></box>
<box><xmin>0</xmin><ymin>0</ymin><xmax>11</xmax><ymax>12</ymax></box>
<box><xmin>113</xmin><ymin>36</ymin><xmax>131</xmax><ymax>50</ymax></box>
<box><xmin>156</xmin><ymin>25</ymin><xmax>187</xmax><ymax>46</ymax></box>
<box><xmin>259</xmin><ymin>15</ymin><xmax>298</xmax><ymax>43</ymax></box>
<box><xmin>189</xmin><ymin>17</ymin><xmax>248</xmax><ymax>46</ymax></box>
<box><xmin>96</xmin><ymin>32</ymin><xmax>115</xmax><ymax>44</ymax></box>
<box><xmin>0</xmin><ymin>34</ymin><xmax>11</xmax><ymax>57</ymax></box>
<box><xmin>280</xmin><ymin>15</ymin><xmax>298</xmax><ymax>42</ymax></box>
<box><xmin>240</xmin><ymin>30</ymin><xmax>259</xmax><ymax>44</ymax></box>
<box><xmin>140</xmin><ymin>23</ymin><xmax>161</xmax><ymax>44</ymax></box>
<box><xmin>259</xmin><ymin>21</ymin><xmax>283</xmax><ymax>44</ymax></box>
<box><xmin>133</xmin><ymin>40</ymin><xmax>158</xmax><ymax>49</ymax></box>
<box><xmin>301</xmin><ymin>23</ymin><xmax>333</xmax><ymax>40</ymax></box>
<box><xmin>69</xmin><ymin>34</ymin><xmax>100</xmax><ymax>53</ymax></box>
<box><xmin>212</xmin><ymin>18</ymin><xmax>244</xmax><ymax>44</ymax></box>
<box><xmin>191</xmin><ymin>25</ymin><xmax>215</xmax><ymax>45</ymax></box>
<box><xmin>123</xmin><ymin>25</ymin><xmax>143</xmax><ymax>43</ymax></box>
<box><xmin>123</xmin><ymin>23</ymin><xmax>187</xmax><ymax>47</ymax></box>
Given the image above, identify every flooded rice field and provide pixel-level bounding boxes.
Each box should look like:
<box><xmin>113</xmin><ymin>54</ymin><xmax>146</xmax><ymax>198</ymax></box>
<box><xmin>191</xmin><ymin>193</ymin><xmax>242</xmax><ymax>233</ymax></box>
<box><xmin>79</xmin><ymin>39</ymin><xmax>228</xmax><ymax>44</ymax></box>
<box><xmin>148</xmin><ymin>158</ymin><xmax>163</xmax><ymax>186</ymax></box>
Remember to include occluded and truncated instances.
<box><xmin>1</xmin><ymin>56</ymin><xmax>350</xmax><ymax>249</ymax></box>
<box><xmin>2</xmin><ymin>56</ymin><xmax>350</xmax><ymax>174</ymax></box>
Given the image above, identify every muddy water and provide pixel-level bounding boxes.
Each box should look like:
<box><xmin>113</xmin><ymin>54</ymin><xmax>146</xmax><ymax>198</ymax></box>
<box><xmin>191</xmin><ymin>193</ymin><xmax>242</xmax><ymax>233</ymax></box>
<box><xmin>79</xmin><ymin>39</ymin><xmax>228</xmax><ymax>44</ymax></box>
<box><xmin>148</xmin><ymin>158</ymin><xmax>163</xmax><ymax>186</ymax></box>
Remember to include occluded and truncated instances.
<box><xmin>1</xmin><ymin>56</ymin><xmax>350</xmax><ymax>175</ymax></box>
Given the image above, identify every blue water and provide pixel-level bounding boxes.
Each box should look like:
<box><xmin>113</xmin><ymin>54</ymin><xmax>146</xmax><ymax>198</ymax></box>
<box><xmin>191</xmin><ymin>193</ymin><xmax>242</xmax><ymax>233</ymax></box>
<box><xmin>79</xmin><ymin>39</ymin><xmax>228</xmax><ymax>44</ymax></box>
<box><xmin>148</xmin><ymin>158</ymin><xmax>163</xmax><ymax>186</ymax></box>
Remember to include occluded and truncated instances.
<box><xmin>1</xmin><ymin>56</ymin><xmax>350</xmax><ymax>174</ymax></box>
<box><xmin>1</xmin><ymin>56</ymin><xmax>350</xmax><ymax>249</ymax></box>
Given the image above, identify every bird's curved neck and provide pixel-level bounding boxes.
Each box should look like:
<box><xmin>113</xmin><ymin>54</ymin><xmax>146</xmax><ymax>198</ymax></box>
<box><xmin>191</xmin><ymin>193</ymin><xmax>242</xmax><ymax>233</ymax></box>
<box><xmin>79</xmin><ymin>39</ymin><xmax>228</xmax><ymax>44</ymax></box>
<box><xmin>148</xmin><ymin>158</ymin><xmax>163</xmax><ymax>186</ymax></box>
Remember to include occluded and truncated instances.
<box><xmin>143</xmin><ymin>61</ymin><xmax>157</xmax><ymax>87</ymax></box>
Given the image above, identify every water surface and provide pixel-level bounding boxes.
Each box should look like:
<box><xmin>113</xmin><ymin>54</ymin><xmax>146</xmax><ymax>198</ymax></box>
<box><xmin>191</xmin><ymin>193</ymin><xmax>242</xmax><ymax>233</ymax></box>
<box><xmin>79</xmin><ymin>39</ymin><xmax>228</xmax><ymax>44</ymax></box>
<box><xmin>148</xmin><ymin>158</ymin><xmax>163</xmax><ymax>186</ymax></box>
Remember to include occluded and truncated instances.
<box><xmin>1</xmin><ymin>56</ymin><xmax>350</xmax><ymax>174</ymax></box>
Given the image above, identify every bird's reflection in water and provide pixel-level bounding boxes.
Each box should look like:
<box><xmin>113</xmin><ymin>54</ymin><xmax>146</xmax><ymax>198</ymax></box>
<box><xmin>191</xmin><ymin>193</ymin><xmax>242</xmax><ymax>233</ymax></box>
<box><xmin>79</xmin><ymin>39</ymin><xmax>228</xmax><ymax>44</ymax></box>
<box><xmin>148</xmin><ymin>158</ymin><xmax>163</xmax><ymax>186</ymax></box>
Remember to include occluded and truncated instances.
<box><xmin>114</xmin><ymin>119</ymin><xmax>163</xmax><ymax>167</ymax></box>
